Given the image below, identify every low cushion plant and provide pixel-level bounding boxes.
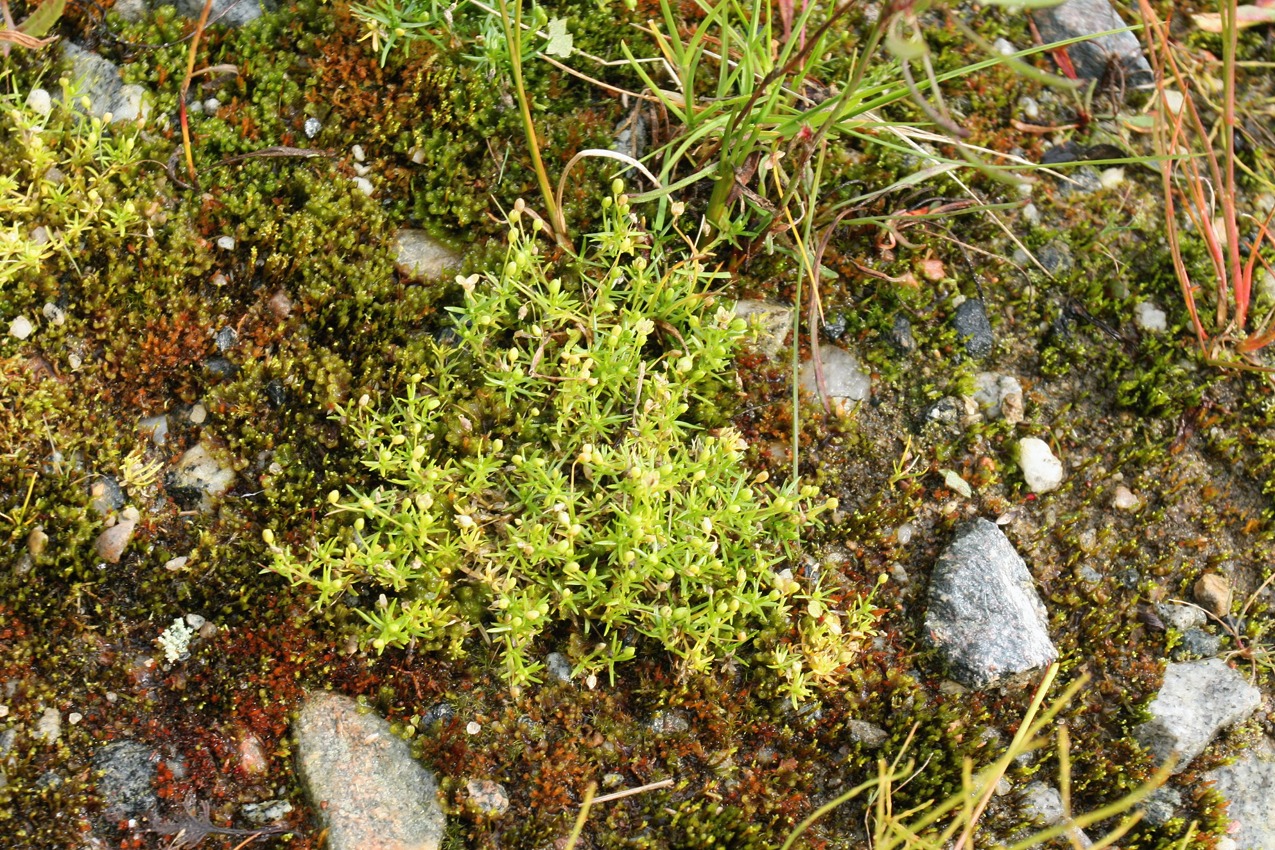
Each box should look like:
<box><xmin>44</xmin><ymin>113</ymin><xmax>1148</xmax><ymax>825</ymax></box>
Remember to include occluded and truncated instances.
<box><xmin>265</xmin><ymin>184</ymin><xmax>879</xmax><ymax>701</ymax></box>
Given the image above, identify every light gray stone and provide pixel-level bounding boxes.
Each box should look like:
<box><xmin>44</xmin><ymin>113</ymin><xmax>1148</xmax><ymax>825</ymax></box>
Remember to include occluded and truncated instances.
<box><xmin>973</xmin><ymin>373</ymin><xmax>1024</xmax><ymax>424</ymax></box>
<box><xmin>61</xmin><ymin>44</ymin><xmax>150</xmax><ymax>123</ymax></box>
<box><xmin>94</xmin><ymin>740</ymin><xmax>158</xmax><ymax>819</ymax></box>
<box><xmin>1156</xmin><ymin>601</ymin><xmax>1206</xmax><ymax>632</ymax></box>
<box><xmin>800</xmin><ymin>345</ymin><xmax>871</xmax><ymax>404</ymax></box>
<box><xmin>845</xmin><ymin>719</ymin><xmax>889</xmax><ymax>749</ymax></box>
<box><xmin>925</xmin><ymin>519</ymin><xmax>1058</xmax><ymax>689</ymax></box>
<box><xmin>1135</xmin><ymin>301</ymin><xmax>1168</xmax><ymax>333</ymax></box>
<box><xmin>34</xmin><ymin>707</ymin><xmax>61</xmax><ymax>743</ymax></box>
<box><xmin>394</xmin><ymin>230</ymin><xmax>461</xmax><ymax>282</ymax></box>
<box><xmin>732</xmin><ymin>300</ymin><xmax>792</xmax><ymax>358</ymax></box>
<box><xmin>1207</xmin><ymin>738</ymin><xmax>1275</xmax><ymax>850</ymax></box>
<box><xmin>168</xmin><ymin>442</ymin><xmax>235</xmax><ymax>511</ymax></box>
<box><xmin>174</xmin><ymin>0</ymin><xmax>274</xmax><ymax>26</ymax></box>
<box><xmin>545</xmin><ymin>652</ymin><xmax>572</xmax><ymax>683</ymax></box>
<box><xmin>465</xmin><ymin>779</ymin><xmax>509</xmax><ymax>815</ymax></box>
<box><xmin>1135</xmin><ymin>658</ymin><xmax>1261</xmax><ymax>773</ymax></box>
<box><xmin>295</xmin><ymin>691</ymin><xmax>445</xmax><ymax>850</ymax></box>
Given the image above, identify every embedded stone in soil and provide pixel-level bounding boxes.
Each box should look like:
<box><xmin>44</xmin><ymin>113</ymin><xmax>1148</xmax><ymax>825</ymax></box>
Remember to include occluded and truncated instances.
<box><xmin>294</xmin><ymin>691</ymin><xmax>446</xmax><ymax>850</ymax></box>
<box><xmin>1135</xmin><ymin>658</ymin><xmax>1261</xmax><ymax>774</ymax></box>
<box><xmin>924</xmin><ymin>519</ymin><xmax>1058</xmax><ymax>689</ymax></box>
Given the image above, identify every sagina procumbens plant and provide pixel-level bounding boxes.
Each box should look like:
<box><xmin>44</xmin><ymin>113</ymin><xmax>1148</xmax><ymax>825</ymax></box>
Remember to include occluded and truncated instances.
<box><xmin>266</xmin><ymin>184</ymin><xmax>879</xmax><ymax>700</ymax></box>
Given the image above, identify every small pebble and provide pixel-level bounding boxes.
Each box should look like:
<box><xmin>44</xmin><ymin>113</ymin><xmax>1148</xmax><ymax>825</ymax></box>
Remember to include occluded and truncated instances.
<box><xmin>268</xmin><ymin>289</ymin><xmax>293</xmax><ymax>319</ymax></box>
<box><xmin>1100</xmin><ymin>167</ymin><xmax>1125</xmax><ymax>190</ymax></box>
<box><xmin>303</xmin><ymin>116</ymin><xmax>322</xmax><ymax>138</ymax></box>
<box><xmin>95</xmin><ymin>518</ymin><xmax>138</xmax><ymax>563</ymax></box>
<box><xmin>163</xmin><ymin>555</ymin><xmax>190</xmax><ymax>572</ymax></box>
<box><xmin>203</xmin><ymin>97</ymin><xmax>220</xmax><ymax>114</ymax></box>
<box><xmin>466</xmin><ymin>721</ymin><xmax>481</xmax><ymax>735</ymax></box>
<box><xmin>214</xmin><ymin>326</ymin><xmax>237</xmax><ymax>352</ymax></box>
<box><xmin>215</xmin><ymin>235</ymin><xmax>236</xmax><ymax>251</ymax></box>
<box><xmin>27</xmin><ymin>527</ymin><xmax>48</xmax><ymax>559</ymax></box>
<box><xmin>9</xmin><ymin>315</ymin><xmax>34</xmax><ymax>340</ymax></box>
<box><xmin>241</xmin><ymin>799</ymin><xmax>293</xmax><ymax>825</ymax></box>
<box><xmin>410</xmin><ymin>147</ymin><xmax>426</xmax><ymax>164</ymax></box>
<box><xmin>545</xmin><ymin>652</ymin><xmax>572</xmax><ymax>683</ymax></box>
<box><xmin>353</xmin><ymin>177</ymin><xmax>374</xmax><ymax>196</ymax></box>
<box><xmin>1112</xmin><ymin>485</ymin><xmax>1141</xmax><ymax>511</ymax></box>
<box><xmin>466</xmin><ymin>779</ymin><xmax>510</xmax><ymax>815</ymax></box>
<box><xmin>188</xmin><ymin>403</ymin><xmax>207</xmax><ymax>425</ymax></box>
<box><xmin>68</xmin><ymin>713</ymin><xmax>82</xmax><ymax>725</ymax></box>
<box><xmin>41</xmin><ymin>303</ymin><xmax>66</xmax><ymax>326</ymax></box>
<box><xmin>1193</xmin><ymin>573</ymin><xmax>1233</xmax><ymax>618</ymax></box>
<box><xmin>139</xmin><ymin>414</ymin><xmax>168</xmax><ymax>447</ymax></box>
<box><xmin>35</xmin><ymin>708</ymin><xmax>61</xmax><ymax>743</ymax></box>
<box><xmin>1135</xmin><ymin>302</ymin><xmax>1167</xmax><ymax>333</ymax></box>
<box><xmin>1017</xmin><ymin>437</ymin><xmax>1064</xmax><ymax>494</ymax></box>
<box><xmin>352</xmin><ymin>144</ymin><xmax>366</xmax><ymax>162</ymax></box>
<box><xmin>185</xmin><ymin>613</ymin><xmax>207</xmax><ymax>630</ymax></box>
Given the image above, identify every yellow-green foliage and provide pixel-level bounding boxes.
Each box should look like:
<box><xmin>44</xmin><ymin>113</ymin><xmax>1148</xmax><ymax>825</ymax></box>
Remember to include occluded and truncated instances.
<box><xmin>267</xmin><ymin>186</ymin><xmax>881</xmax><ymax>700</ymax></box>
<box><xmin>0</xmin><ymin>74</ymin><xmax>143</xmax><ymax>303</ymax></box>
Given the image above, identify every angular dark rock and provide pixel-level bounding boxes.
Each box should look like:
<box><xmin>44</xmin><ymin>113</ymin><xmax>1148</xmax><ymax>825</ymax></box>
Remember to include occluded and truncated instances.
<box><xmin>1032</xmin><ymin>0</ymin><xmax>1153</xmax><ymax>88</ymax></box>
<box><xmin>952</xmin><ymin>299</ymin><xmax>993</xmax><ymax>359</ymax></box>
<box><xmin>924</xmin><ymin>519</ymin><xmax>1057</xmax><ymax>688</ymax></box>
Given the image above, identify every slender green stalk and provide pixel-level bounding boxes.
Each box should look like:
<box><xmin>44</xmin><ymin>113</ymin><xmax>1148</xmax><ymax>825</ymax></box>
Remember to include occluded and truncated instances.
<box><xmin>495</xmin><ymin>0</ymin><xmax>570</xmax><ymax>250</ymax></box>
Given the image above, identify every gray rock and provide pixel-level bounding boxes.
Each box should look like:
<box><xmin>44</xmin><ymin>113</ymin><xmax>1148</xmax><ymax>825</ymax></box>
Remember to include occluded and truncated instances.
<box><xmin>214</xmin><ymin>326</ymin><xmax>238</xmax><ymax>352</ymax></box>
<box><xmin>1020</xmin><ymin>781</ymin><xmax>1064</xmax><ymax>824</ymax></box>
<box><xmin>1138</xmin><ymin>786</ymin><xmax>1181</xmax><ymax>828</ymax></box>
<box><xmin>953</xmin><ymin>299</ymin><xmax>993</xmax><ymax>359</ymax></box>
<box><xmin>88</xmin><ymin>476</ymin><xmax>125</xmax><ymax>516</ymax></box>
<box><xmin>175</xmin><ymin>0</ymin><xmax>274</xmax><ymax>26</ymax></box>
<box><xmin>394</xmin><ymin>230</ymin><xmax>462</xmax><ymax>282</ymax></box>
<box><xmin>800</xmin><ymin>345</ymin><xmax>871</xmax><ymax>404</ymax></box>
<box><xmin>1207</xmin><ymin>738</ymin><xmax>1275</xmax><ymax>850</ymax></box>
<box><xmin>1176</xmin><ymin>628</ymin><xmax>1223</xmax><ymax>659</ymax></box>
<box><xmin>295</xmin><ymin>691</ymin><xmax>445</xmax><ymax>850</ymax></box>
<box><xmin>1035</xmin><ymin>241</ymin><xmax>1073</xmax><ymax>275</ymax></box>
<box><xmin>1031</xmin><ymin>0</ymin><xmax>1153</xmax><ymax>88</ymax></box>
<box><xmin>1058</xmin><ymin>166</ymin><xmax>1103</xmax><ymax>197</ymax></box>
<box><xmin>1135</xmin><ymin>658</ymin><xmax>1261</xmax><ymax>773</ymax></box>
<box><xmin>241</xmin><ymin>799</ymin><xmax>293</xmax><ymax>825</ymax></box>
<box><xmin>112</xmin><ymin>0</ymin><xmax>148</xmax><ymax>21</ymax></box>
<box><xmin>732</xmin><ymin>300</ymin><xmax>793</xmax><ymax>358</ymax></box>
<box><xmin>138</xmin><ymin>414</ymin><xmax>169</xmax><ymax>447</ymax></box>
<box><xmin>973</xmin><ymin>372</ymin><xmax>1024</xmax><ymax>423</ymax></box>
<box><xmin>465</xmin><ymin>779</ymin><xmax>509</xmax><ymax>816</ymax></box>
<box><xmin>648</xmin><ymin>709</ymin><xmax>690</xmax><ymax>736</ymax></box>
<box><xmin>1156</xmin><ymin>601</ymin><xmax>1206</xmax><ymax>632</ymax></box>
<box><xmin>61</xmin><ymin>43</ymin><xmax>149</xmax><ymax>122</ymax></box>
<box><xmin>924</xmin><ymin>519</ymin><xmax>1058</xmax><ymax>689</ymax></box>
<box><xmin>845</xmin><ymin>719</ymin><xmax>889</xmax><ymax>749</ymax></box>
<box><xmin>168</xmin><ymin>442</ymin><xmax>235</xmax><ymax>511</ymax></box>
<box><xmin>420</xmin><ymin>702</ymin><xmax>454</xmax><ymax>728</ymax></box>
<box><xmin>545</xmin><ymin>652</ymin><xmax>572</xmax><ymax>684</ymax></box>
<box><xmin>34</xmin><ymin>707</ymin><xmax>61</xmax><ymax>743</ymax></box>
<box><xmin>890</xmin><ymin>314</ymin><xmax>916</xmax><ymax>354</ymax></box>
<box><xmin>94</xmin><ymin>740</ymin><xmax>158</xmax><ymax>819</ymax></box>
